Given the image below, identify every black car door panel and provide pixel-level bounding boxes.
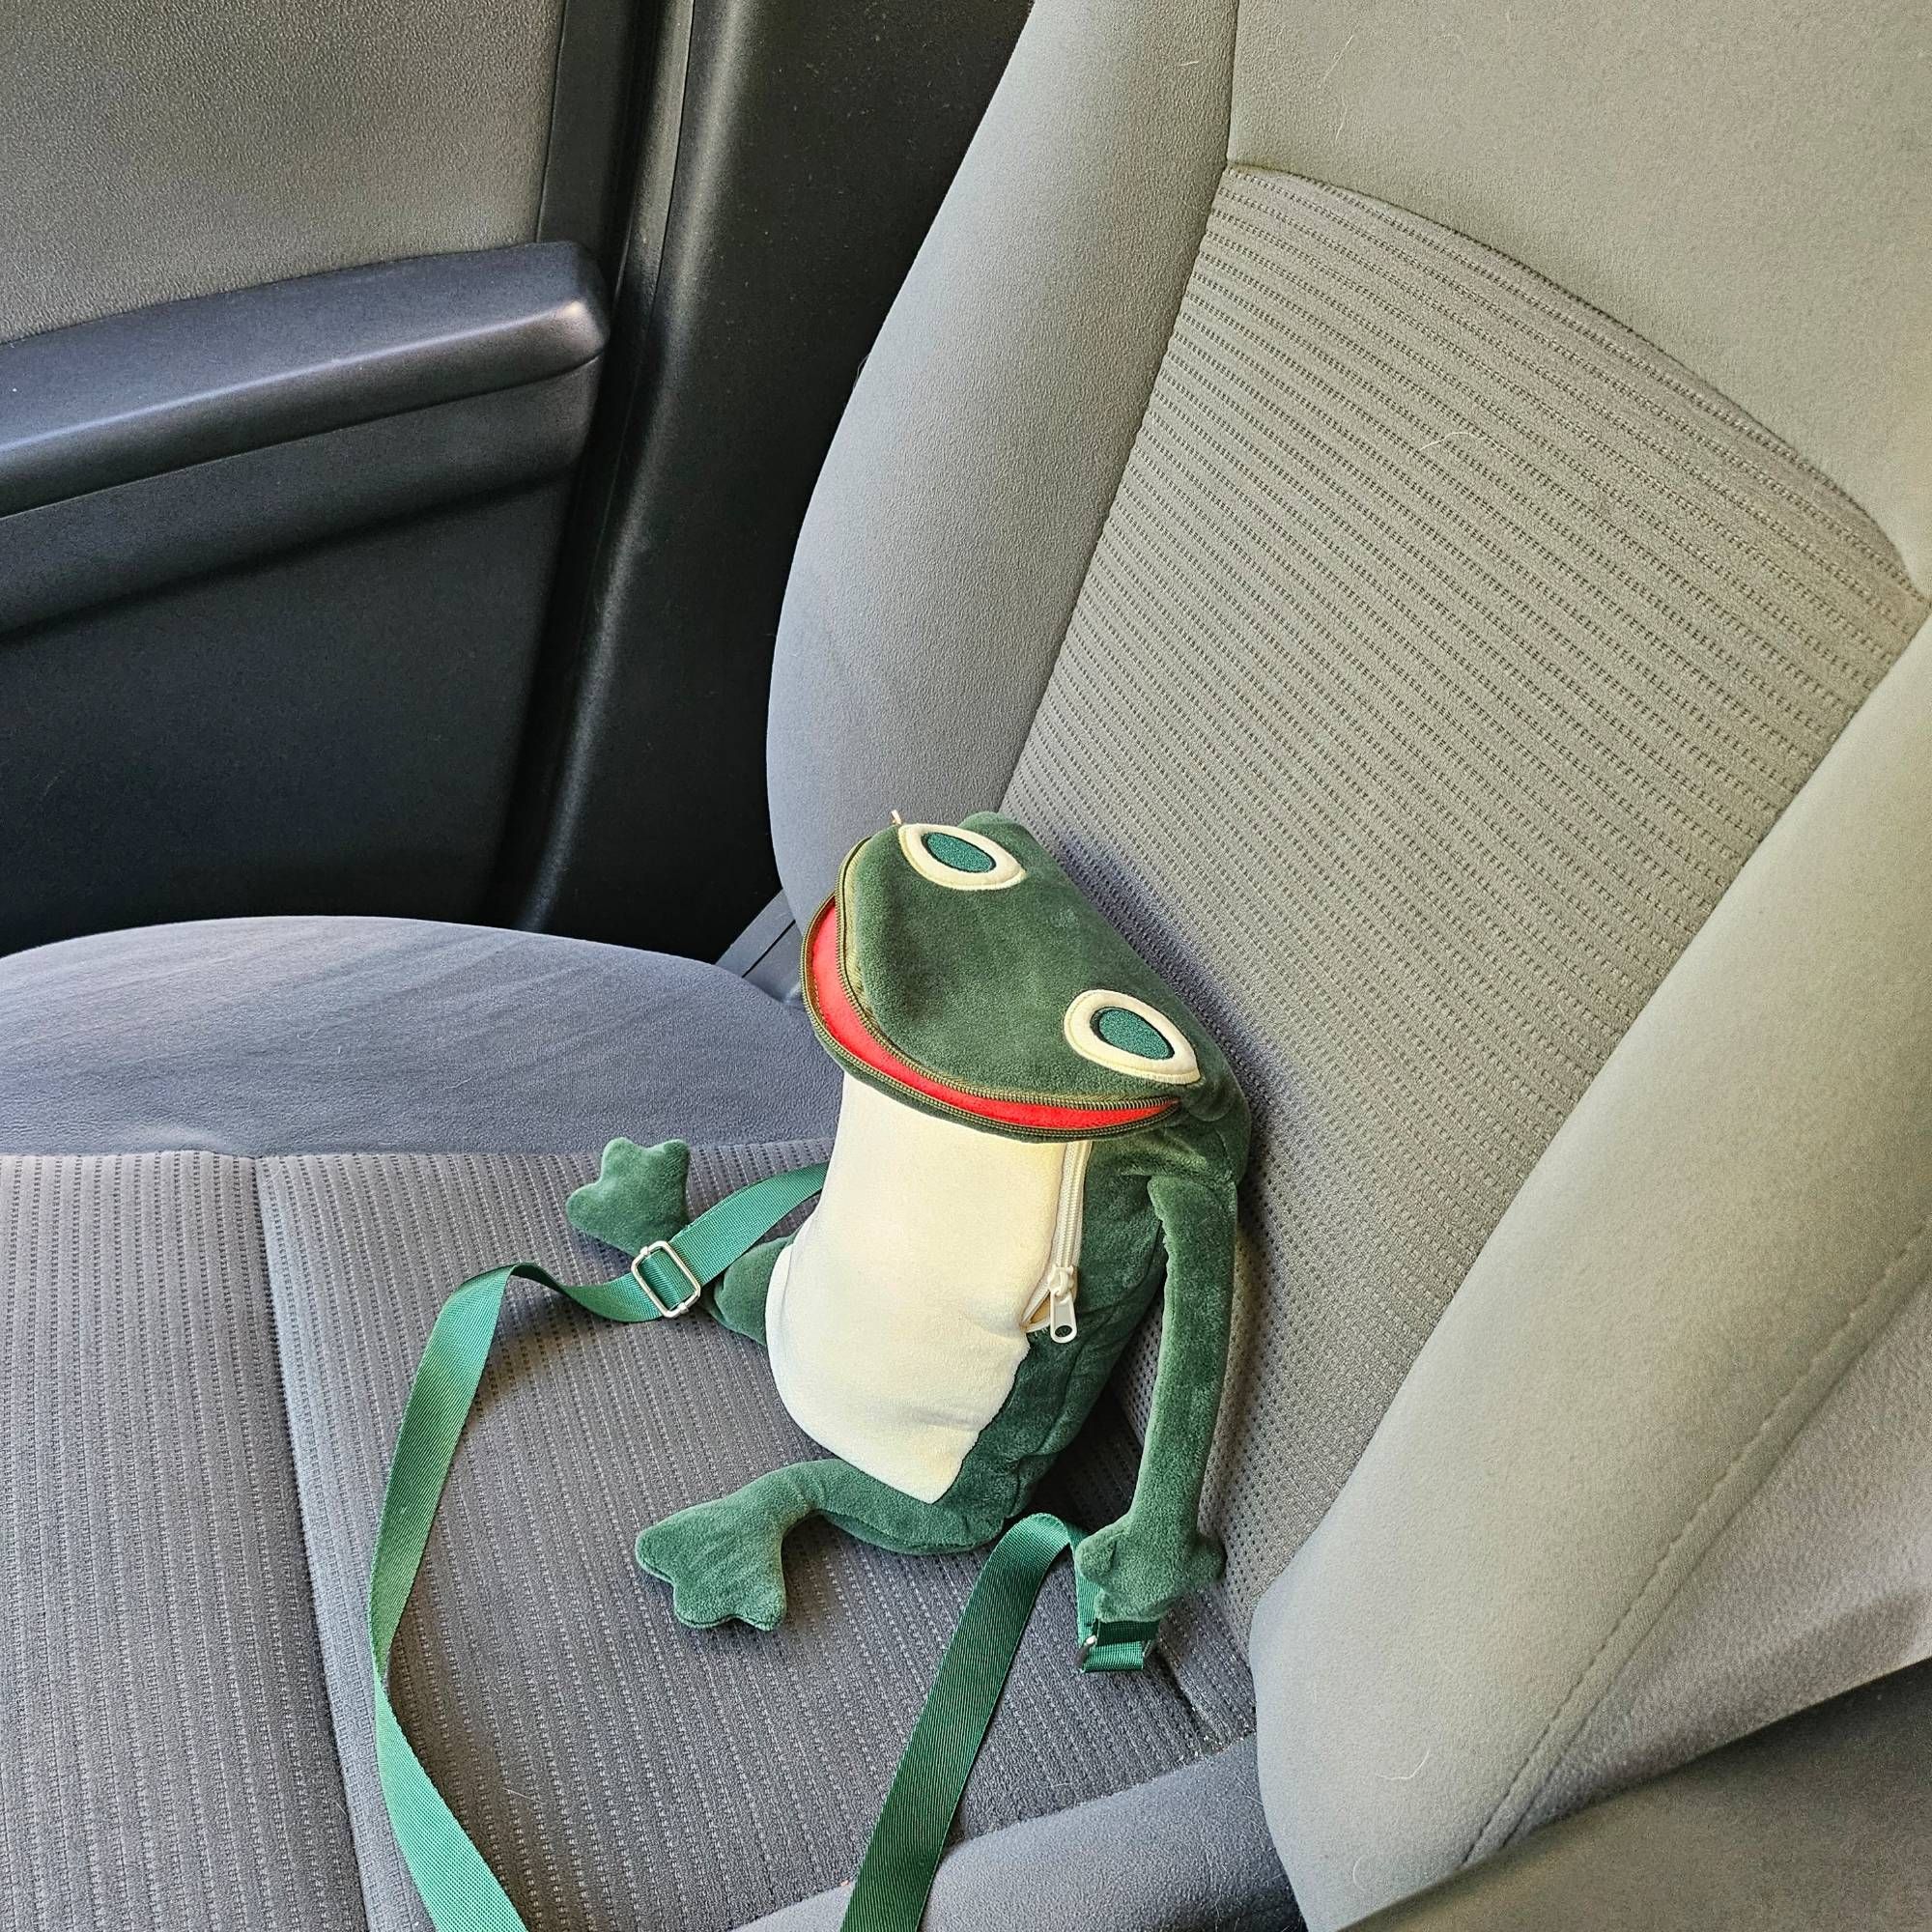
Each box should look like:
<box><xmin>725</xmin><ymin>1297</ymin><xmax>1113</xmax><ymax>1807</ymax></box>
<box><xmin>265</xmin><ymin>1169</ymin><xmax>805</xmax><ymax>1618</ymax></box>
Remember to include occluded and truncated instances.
<box><xmin>0</xmin><ymin>0</ymin><xmax>1027</xmax><ymax>958</ymax></box>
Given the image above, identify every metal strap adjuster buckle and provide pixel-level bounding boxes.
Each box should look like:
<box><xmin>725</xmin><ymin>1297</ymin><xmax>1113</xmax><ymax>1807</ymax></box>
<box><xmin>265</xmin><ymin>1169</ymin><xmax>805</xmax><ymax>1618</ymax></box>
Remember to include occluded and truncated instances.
<box><xmin>631</xmin><ymin>1238</ymin><xmax>704</xmax><ymax>1318</ymax></box>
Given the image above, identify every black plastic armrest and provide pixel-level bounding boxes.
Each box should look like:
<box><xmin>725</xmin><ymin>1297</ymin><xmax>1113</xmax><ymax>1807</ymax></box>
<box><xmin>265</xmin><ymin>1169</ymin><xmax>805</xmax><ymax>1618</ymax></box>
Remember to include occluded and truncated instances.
<box><xmin>0</xmin><ymin>244</ymin><xmax>607</xmax><ymax>516</ymax></box>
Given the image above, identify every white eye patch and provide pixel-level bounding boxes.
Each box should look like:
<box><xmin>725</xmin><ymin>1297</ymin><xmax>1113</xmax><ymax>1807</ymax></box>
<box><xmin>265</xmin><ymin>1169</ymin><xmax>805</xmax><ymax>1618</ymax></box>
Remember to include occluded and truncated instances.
<box><xmin>897</xmin><ymin>822</ymin><xmax>1026</xmax><ymax>891</ymax></box>
<box><xmin>1063</xmin><ymin>989</ymin><xmax>1200</xmax><ymax>1084</ymax></box>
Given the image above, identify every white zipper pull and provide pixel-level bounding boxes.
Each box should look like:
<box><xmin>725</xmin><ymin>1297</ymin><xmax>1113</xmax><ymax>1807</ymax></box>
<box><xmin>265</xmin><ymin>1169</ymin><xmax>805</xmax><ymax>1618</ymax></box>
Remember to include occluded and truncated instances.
<box><xmin>1045</xmin><ymin>1263</ymin><xmax>1078</xmax><ymax>1344</ymax></box>
<box><xmin>1024</xmin><ymin>1138</ymin><xmax>1090</xmax><ymax>1343</ymax></box>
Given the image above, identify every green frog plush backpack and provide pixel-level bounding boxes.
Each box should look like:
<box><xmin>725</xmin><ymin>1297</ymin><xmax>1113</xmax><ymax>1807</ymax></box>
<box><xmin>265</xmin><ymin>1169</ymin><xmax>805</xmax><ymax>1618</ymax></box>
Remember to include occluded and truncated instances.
<box><xmin>370</xmin><ymin>813</ymin><xmax>1250</xmax><ymax>1932</ymax></box>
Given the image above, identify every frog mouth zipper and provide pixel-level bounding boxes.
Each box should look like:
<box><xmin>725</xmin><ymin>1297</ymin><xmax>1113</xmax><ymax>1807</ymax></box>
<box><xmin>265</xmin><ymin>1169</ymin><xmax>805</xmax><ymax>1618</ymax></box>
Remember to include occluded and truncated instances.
<box><xmin>803</xmin><ymin>893</ymin><xmax>1175</xmax><ymax>1140</ymax></box>
<box><xmin>1021</xmin><ymin>1135</ymin><xmax>1090</xmax><ymax>1343</ymax></box>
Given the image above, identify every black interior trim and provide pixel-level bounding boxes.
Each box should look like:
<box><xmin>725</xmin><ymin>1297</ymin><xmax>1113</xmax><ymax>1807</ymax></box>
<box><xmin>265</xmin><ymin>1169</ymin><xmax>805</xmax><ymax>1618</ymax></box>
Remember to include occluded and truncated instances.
<box><xmin>0</xmin><ymin>245</ymin><xmax>611</xmax><ymax>954</ymax></box>
<box><xmin>0</xmin><ymin>366</ymin><xmax>598</xmax><ymax>637</ymax></box>
<box><xmin>1359</xmin><ymin>1661</ymin><xmax>1932</xmax><ymax>1930</ymax></box>
<box><xmin>716</xmin><ymin>892</ymin><xmax>804</xmax><ymax>1002</ymax></box>
<box><xmin>0</xmin><ymin>483</ymin><xmax>573</xmax><ymax>957</ymax></box>
<box><xmin>535</xmin><ymin>0</ymin><xmax>651</xmax><ymax>266</ymax></box>
<box><xmin>495</xmin><ymin>0</ymin><xmax>1031</xmax><ymax>962</ymax></box>
<box><xmin>0</xmin><ymin>243</ymin><xmax>607</xmax><ymax>517</ymax></box>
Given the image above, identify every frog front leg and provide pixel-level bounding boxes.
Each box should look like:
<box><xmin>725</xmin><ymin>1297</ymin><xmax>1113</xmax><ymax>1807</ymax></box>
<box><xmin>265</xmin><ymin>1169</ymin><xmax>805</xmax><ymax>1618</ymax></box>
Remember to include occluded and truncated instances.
<box><xmin>637</xmin><ymin>1459</ymin><xmax>993</xmax><ymax>1632</ymax></box>
<box><xmin>566</xmin><ymin>1137</ymin><xmax>693</xmax><ymax>1259</ymax></box>
<box><xmin>566</xmin><ymin>1139</ymin><xmax>793</xmax><ymax>1346</ymax></box>
<box><xmin>1074</xmin><ymin>1169</ymin><xmax>1236</xmax><ymax>1629</ymax></box>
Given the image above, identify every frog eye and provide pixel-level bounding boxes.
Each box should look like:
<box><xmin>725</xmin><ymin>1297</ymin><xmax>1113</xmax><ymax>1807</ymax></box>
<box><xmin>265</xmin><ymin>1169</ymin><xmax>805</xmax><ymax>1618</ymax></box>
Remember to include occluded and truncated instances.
<box><xmin>1063</xmin><ymin>989</ymin><xmax>1200</xmax><ymax>1085</ymax></box>
<box><xmin>897</xmin><ymin>822</ymin><xmax>1026</xmax><ymax>891</ymax></box>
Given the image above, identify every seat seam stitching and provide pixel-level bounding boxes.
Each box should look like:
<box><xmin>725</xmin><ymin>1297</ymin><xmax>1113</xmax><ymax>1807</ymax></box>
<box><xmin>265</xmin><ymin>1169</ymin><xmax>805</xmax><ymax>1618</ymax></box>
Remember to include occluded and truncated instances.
<box><xmin>253</xmin><ymin>1154</ymin><xmax>383</xmax><ymax>1932</ymax></box>
<box><xmin>1463</xmin><ymin>1208</ymin><xmax>1932</xmax><ymax>1862</ymax></box>
<box><xmin>1524</xmin><ymin>1268</ymin><xmax>1932</xmax><ymax>1820</ymax></box>
<box><xmin>996</xmin><ymin>1</ymin><xmax>1240</xmax><ymax>814</ymax></box>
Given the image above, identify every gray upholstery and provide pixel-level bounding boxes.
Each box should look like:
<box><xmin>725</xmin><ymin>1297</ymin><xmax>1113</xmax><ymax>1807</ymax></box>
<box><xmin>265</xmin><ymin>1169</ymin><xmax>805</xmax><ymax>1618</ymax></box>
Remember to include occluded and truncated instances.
<box><xmin>756</xmin><ymin>0</ymin><xmax>1932</xmax><ymax>1918</ymax></box>
<box><xmin>2</xmin><ymin>0</ymin><xmax>560</xmax><ymax>342</ymax></box>
<box><xmin>742</xmin><ymin>1740</ymin><xmax>1296</xmax><ymax>1932</ymax></box>
<box><xmin>1</xmin><ymin>912</ymin><xmax>1264</xmax><ymax>1926</ymax></box>
<box><xmin>1541</xmin><ymin>1253</ymin><xmax>1932</xmax><ymax>1818</ymax></box>
<box><xmin>1006</xmin><ymin>165</ymin><xmax>1926</xmax><ymax>1615</ymax></box>
<box><xmin>1358</xmin><ymin>1662</ymin><xmax>1932</xmax><ymax>1932</ymax></box>
<box><xmin>0</xmin><ymin>1153</ymin><xmax>366</xmax><ymax>1929</ymax></box>
<box><xmin>1251</xmin><ymin>611</ymin><xmax>1932</xmax><ymax>1924</ymax></box>
<box><xmin>6</xmin><ymin>0</ymin><xmax>1928</xmax><ymax>1924</ymax></box>
<box><xmin>0</xmin><ymin>1138</ymin><xmax>1256</xmax><ymax>1930</ymax></box>
<box><xmin>1229</xmin><ymin>0</ymin><xmax>1932</xmax><ymax>588</ymax></box>
<box><xmin>264</xmin><ymin>1146</ymin><xmax>1254</xmax><ymax>1930</ymax></box>
<box><xmin>0</xmin><ymin>917</ymin><xmax>838</xmax><ymax>1157</ymax></box>
<box><xmin>766</xmin><ymin>0</ymin><xmax>1238</xmax><ymax>918</ymax></box>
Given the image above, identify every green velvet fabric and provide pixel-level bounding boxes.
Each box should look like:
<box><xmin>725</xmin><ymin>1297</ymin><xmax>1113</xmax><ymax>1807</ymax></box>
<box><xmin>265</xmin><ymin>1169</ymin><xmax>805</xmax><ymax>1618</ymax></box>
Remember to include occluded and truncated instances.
<box><xmin>1073</xmin><ymin>1171</ymin><xmax>1236</xmax><ymax>1622</ymax></box>
<box><xmin>566</xmin><ymin>812</ymin><xmax>1250</xmax><ymax>1643</ymax></box>
<box><xmin>566</xmin><ymin>1136</ymin><xmax>691</xmax><ymax>1254</ymax></box>
<box><xmin>833</xmin><ymin>812</ymin><xmax>1243</xmax><ymax>1121</ymax></box>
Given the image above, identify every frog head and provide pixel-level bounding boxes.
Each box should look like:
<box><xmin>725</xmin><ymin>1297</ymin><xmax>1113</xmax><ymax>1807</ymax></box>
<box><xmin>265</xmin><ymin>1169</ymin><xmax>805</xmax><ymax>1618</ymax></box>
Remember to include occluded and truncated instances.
<box><xmin>801</xmin><ymin>812</ymin><xmax>1241</xmax><ymax>1141</ymax></box>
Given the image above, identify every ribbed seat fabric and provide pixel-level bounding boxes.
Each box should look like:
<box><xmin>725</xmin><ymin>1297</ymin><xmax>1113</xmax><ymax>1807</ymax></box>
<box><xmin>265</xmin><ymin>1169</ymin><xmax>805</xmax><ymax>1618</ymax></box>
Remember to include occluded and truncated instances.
<box><xmin>0</xmin><ymin>1154</ymin><xmax>368</xmax><ymax>1930</ymax></box>
<box><xmin>0</xmin><ymin>1141</ymin><xmax>1254</xmax><ymax>1932</ymax></box>
<box><xmin>265</xmin><ymin>1145</ymin><xmax>1253</xmax><ymax>1931</ymax></box>
<box><xmin>1006</xmin><ymin>167</ymin><xmax>1927</xmax><ymax>1612</ymax></box>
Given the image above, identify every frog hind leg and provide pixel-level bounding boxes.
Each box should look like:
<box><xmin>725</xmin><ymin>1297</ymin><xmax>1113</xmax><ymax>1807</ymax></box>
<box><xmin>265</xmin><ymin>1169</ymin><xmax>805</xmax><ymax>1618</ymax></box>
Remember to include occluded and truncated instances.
<box><xmin>706</xmin><ymin>1236</ymin><xmax>788</xmax><ymax>1344</ymax></box>
<box><xmin>636</xmin><ymin>1458</ymin><xmax>991</xmax><ymax>1632</ymax></box>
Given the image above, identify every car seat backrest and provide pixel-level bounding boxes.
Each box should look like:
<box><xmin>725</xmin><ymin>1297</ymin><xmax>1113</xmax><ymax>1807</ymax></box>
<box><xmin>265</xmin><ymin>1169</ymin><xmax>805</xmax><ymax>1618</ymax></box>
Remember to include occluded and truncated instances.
<box><xmin>768</xmin><ymin>0</ymin><xmax>1932</xmax><ymax>1920</ymax></box>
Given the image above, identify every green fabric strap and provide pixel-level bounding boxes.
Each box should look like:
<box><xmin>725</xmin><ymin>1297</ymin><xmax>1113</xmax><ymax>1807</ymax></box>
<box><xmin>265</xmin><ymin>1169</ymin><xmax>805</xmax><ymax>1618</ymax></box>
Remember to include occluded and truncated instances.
<box><xmin>838</xmin><ymin>1512</ymin><xmax>1133</xmax><ymax>1932</ymax></box>
<box><xmin>369</xmin><ymin>1162</ymin><xmax>825</xmax><ymax>1932</ymax></box>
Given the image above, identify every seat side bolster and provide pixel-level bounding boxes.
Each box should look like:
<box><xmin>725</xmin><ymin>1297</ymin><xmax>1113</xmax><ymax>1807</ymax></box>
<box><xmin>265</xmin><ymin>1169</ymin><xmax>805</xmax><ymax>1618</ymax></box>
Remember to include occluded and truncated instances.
<box><xmin>1251</xmin><ymin>610</ymin><xmax>1932</xmax><ymax>1930</ymax></box>
<box><xmin>766</xmin><ymin>0</ymin><xmax>1237</xmax><ymax>921</ymax></box>
<box><xmin>1355</xmin><ymin>1661</ymin><xmax>1932</xmax><ymax>1932</ymax></box>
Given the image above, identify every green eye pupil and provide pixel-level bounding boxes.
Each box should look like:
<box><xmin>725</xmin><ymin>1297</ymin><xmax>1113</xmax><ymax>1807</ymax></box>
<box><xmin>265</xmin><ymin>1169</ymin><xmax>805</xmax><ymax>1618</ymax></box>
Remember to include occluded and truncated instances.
<box><xmin>923</xmin><ymin>831</ymin><xmax>997</xmax><ymax>873</ymax></box>
<box><xmin>1093</xmin><ymin>1006</ymin><xmax>1175</xmax><ymax>1060</ymax></box>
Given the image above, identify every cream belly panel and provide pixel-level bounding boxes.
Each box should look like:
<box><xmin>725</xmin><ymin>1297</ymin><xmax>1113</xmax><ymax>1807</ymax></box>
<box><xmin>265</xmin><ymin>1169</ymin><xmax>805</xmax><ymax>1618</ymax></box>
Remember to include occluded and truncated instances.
<box><xmin>766</xmin><ymin>1073</ymin><xmax>1068</xmax><ymax>1502</ymax></box>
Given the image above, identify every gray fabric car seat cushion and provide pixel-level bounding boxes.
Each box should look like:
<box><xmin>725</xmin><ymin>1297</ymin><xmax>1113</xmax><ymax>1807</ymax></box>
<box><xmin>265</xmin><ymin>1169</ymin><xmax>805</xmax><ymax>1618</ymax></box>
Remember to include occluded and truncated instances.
<box><xmin>268</xmin><ymin>1144</ymin><xmax>1256</xmax><ymax>1931</ymax></box>
<box><xmin>0</xmin><ymin>1141</ymin><xmax>1256</xmax><ymax>1932</ymax></box>
<box><xmin>743</xmin><ymin>1738</ymin><xmax>1291</xmax><ymax>1932</ymax></box>
<box><xmin>0</xmin><ymin>1152</ymin><xmax>369</xmax><ymax>1931</ymax></box>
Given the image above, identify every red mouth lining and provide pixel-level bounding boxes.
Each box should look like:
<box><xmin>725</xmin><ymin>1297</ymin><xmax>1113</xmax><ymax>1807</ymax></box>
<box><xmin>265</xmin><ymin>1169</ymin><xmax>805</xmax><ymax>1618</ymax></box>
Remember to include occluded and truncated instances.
<box><xmin>805</xmin><ymin>901</ymin><xmax>1171</xmax><ymax>1134</ymax></box>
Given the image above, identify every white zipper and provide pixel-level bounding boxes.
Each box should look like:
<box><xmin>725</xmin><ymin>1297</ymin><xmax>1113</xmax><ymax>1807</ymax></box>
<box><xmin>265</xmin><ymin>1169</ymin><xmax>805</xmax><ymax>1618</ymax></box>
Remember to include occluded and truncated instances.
<box><xmin>1024</xmin><ymin>1138</ymin><xmax>1091</xmax><ymax>1344</ymax></box>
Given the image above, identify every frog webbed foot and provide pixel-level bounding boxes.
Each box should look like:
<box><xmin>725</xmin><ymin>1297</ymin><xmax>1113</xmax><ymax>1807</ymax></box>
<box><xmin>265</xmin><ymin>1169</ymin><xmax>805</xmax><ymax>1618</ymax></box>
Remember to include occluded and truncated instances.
<box><xmin>637</xmin><ymin>1458</ymin><xmax>992</xmax><ymax>1630</ymax></box>
<box><xmin>567</xmin><ymin>1138</ymin><xmax>692</xmax><ymax>1257</ymax></box>
<box><xmin>637</xmin><ymin>1466</ymin><xmax>811</xmax><ymax>1632</ymax></box>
